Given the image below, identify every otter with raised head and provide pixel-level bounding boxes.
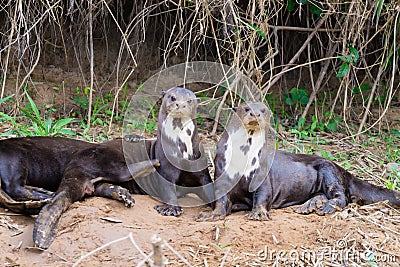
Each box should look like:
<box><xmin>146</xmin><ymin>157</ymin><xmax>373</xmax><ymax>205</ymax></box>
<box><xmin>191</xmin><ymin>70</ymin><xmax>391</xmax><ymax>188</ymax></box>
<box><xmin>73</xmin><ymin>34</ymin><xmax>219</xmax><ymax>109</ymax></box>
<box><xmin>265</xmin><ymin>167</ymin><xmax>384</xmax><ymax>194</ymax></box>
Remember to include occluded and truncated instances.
<box><xmin>148</xmin><ymin>87</ymin><xmax>213</xmax><ymax>216</ymax></box>
<box><xmin>199</xmin><ymin>102</ymin><xmax>400</xmax><ymax>221</ymax></box>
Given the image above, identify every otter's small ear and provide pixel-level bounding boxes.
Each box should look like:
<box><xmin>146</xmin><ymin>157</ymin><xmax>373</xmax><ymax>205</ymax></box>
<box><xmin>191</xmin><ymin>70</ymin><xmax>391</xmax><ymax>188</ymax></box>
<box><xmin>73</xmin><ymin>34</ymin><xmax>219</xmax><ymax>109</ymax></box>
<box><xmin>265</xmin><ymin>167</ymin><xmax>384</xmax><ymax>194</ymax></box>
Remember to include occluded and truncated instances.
<box><xmin>161</xmin><ymin>91</ymin><xmax>166</xmax><ymax>97</ymax></box>
<box><xmin>196</xmin><ymin>97</ymin><xmax>201</xmax><ymax>104</ymax></box>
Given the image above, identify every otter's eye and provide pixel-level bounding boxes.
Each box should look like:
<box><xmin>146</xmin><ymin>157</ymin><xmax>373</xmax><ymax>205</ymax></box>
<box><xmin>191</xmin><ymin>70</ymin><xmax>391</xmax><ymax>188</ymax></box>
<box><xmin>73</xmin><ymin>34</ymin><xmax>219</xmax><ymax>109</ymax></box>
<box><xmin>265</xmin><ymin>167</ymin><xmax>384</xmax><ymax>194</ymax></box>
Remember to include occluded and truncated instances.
<box><xmin>244</xmin><ymin>107</ymin><xmax>250</xmax><ymax>112</ymax></box>
<box><xmin>170</xmin><ymin>96</ymin><xmax>176</xmax><ymax>101</ymax></box>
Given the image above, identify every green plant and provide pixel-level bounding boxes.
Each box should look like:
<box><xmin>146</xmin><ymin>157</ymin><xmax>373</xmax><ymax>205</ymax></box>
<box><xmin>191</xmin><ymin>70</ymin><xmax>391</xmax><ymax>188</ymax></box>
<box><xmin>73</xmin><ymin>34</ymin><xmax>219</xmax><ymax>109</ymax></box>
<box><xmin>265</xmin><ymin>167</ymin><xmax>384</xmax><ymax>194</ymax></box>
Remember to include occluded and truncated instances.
<box><xmin>286</xmin><ymin>0</ymin><xmax>323</xmax><ymax>15</ymax></box>
<box><xmin>284</xmin><ymin>87</ymin><xmax>309</xmax><ymax>107</ymax></box>
<box><xmin>0</xmin><ymin>94</ymin><xmax>14</xmax><ymax>106</ymax></box>
<box><xmin>126</xmin><ymin>98</ymin><xmax>157</xmax><ymax>132</ymax></box>
<box><xmin>337</xmin><ymin>45</ymin><xmax>359</xmax><ymax>78</ymax></box>
<box><xmin>72</xmin><ymin>85</ymin><xmax>130</xmax><ymax>126</ymax></box>
<box><xmin>1</xmin><ymin>93</ymin><xmax>76</xmax><ymax>137</ymax></box>
<box><xmin>385</xmin><ymin>174</ymin><xmax>399</xmax><ymax>191</ymax></box>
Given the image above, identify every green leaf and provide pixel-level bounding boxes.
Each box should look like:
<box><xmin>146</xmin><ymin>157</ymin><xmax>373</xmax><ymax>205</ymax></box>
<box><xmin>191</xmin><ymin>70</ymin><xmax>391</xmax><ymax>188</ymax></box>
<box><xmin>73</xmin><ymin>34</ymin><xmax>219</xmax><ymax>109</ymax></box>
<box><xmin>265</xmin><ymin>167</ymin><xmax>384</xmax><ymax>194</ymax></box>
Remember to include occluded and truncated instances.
<box><xmin>299</xmin><ymin>95</ymin><xmax>309</xmax><ymax>106</ymax></box>
<box><xmin>58</xmin><ymin>129</ymin><xmax>76</xmax><ymax>136</ymax></box>
<box><xmin>349</xmin><ymin>46</ymin><xmax>360</xmax><ymax>63</ymax></box>
<box><xmin>326</xmin><ymin>116</ymin><xmax>341</xmax><ymax>132</ymax></box>
<box><xmin>311</xmin><ymin>121</ymin><xmax>317</xmax><ymax>132</ymax></box>
<box><xmin>284</xmin><ymin>94</ymin><xmax>294</xmax><ymax>105</ymax></box>
<box><xmin>337</xmin><ymin>63</ymin><xmax>350</xmax><ymax>78</ymax></box>
<box><xmin>326</xmin><ymin>119</ymin><xmax>338</xmax><ymax>131</ymax></box>
<box><xmin>43</xmin><ymin>118</ymin><xmax>53</xmax><ymax>133</ymax></box>
<box><xmin>245</xmin><ymin>22</ymin><xmax>268</xmax><ymax>41</ymax></box>
<box><xmin>298</xmin><ymin>117</ymin><xmax>306</xmax><ymax>128</ymax></box>
<box><xmin>290</xmin><ymin>87</ymin><xmax>298</xmax><ymax>94</ymax></box>
<box><xmin>19</xmin><ymin>107</ymin><xmax>44</xmax><ymax>130</ymax></box>
<box><xmin>338</xmin><ymin>56</ymin><xmax>347</xmax><ymax>62</ymax></box>
<box><xmin>0</xmin><ymin>94</ymin><xmax>14</xmax><ymax>105</ymax></box>
<box><xmin>360</xmin><ymin>84</ymin><xmax>371</xmax><ymax>91</ymax></box>
<box><xmin>286</xmin><ymin>0</ymin><xmax>297</xmax><ymax>11</ymax></box>
<box><xmin>53</xmin><ymin>118</ymin><xmax>75</xmax><ymax>130</ymax></box>
<box><xmin>391</xmin><ymin>129</ymin><xmax>400</xmax><ymax>136</ymax></box>
<box><xmin>0</xmin><ymin>111</ymin><xmax>15</xmax><ymax>122</ymax></box>
<box><xmin>309</xmin><ymin>3</ymin><xmax>322</xmax><ymax>15</ymax></box>
<box><xmin>25</xmin><ymin>93</ymin><xmax>41</xmax><ymax>121</ymax></box>
<box><xmin>374</xmin><ymin>0</ymin><xmax>384</xmax><ymax>25</ymax></box>
<box><xmin>352</xmin><ymin>84</ymin><xmax>370</xmax><ymax>94</ymax></box>
<box><xmin>352</xmin><ymin>87</ymin><xmax>361</xmax><ymax>94</ymax></box>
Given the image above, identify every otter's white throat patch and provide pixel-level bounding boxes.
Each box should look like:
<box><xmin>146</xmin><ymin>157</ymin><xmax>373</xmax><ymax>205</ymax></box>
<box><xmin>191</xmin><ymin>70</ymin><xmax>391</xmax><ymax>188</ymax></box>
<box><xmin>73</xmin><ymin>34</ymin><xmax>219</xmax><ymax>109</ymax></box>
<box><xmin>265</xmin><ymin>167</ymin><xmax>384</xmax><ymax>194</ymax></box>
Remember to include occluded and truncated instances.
<box><xmin>224</xmin><ymin>127</ymin><xmax>265</xmax><ymax>179</ymax></box>
<box><xmin>162</xmin><ymin>115</ymin><xmax>195</xmax><ymax>159</ymax></box>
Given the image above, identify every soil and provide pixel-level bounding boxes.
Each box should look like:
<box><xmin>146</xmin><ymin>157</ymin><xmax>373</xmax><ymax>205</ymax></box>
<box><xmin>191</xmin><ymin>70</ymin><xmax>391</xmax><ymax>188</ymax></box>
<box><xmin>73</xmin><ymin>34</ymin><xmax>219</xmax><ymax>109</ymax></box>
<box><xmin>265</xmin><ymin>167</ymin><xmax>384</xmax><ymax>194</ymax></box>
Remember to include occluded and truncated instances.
<box><xmin>1</xmin><ymin>194</ymin><xmax>399</xmax><ymax>267</ymax></box>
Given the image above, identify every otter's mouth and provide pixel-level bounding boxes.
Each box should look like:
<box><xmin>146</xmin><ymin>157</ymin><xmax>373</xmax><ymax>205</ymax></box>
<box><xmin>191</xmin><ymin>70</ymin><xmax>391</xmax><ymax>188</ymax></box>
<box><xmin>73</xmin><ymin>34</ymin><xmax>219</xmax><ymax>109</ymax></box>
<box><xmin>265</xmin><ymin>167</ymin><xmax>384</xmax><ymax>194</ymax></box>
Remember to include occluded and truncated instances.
<box><xmin>248</xmin><ymin>121</ymin><xmax>259</xmax><ymax>126</ymax></box>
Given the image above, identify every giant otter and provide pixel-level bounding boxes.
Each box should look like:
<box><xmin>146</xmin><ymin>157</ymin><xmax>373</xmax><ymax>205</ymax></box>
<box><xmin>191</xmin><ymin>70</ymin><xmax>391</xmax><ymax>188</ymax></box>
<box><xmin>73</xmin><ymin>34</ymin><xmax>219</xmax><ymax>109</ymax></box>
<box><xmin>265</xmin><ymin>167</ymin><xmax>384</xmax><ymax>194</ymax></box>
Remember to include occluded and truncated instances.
<box><xmin>199</xmin><ymin>102</ymin><xmax>400</xmax><ymax>221</ymax></box>
<box><xmin>142</xmin><ymin>87</ymin><xmax>213</xmax><ymax>216</ymax></box>
<box><xmin>0</xmin><ymin>137</ymin><xmax>159</xmax><ymax>249</ymax></box>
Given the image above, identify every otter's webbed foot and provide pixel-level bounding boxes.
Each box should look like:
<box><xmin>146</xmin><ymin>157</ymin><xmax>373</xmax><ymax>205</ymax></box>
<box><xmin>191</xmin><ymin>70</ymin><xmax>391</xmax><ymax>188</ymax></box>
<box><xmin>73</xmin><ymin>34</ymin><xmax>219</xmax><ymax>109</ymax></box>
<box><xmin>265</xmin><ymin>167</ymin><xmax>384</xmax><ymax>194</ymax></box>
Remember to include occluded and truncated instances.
<box><xmin>196</xmin><ymin>211</ymin><xmax>226</xmax><ymax>221</ymax></box>
<box><xmin>154</xmin><ymin>204</ymin><xmax>183</xmax><ymax>216</ymax></box>
<box><xmin>95</xmin><ymin>183</ymin><xmax>135</xmax><ymax>208</ymax></box>
<box><xmin>317</xmin><ymin>200</ymin><xmax>342</xmax><ymax>215</ymax></box>
<box><xmin>294</xmin><ymin>194</ymin><xmax>328</xmax><ymax>214</ymax></box>
<box><xmin>247</xmin><ymin>205</ymin><xmax>271</xmax><ymax>221</ymax></box>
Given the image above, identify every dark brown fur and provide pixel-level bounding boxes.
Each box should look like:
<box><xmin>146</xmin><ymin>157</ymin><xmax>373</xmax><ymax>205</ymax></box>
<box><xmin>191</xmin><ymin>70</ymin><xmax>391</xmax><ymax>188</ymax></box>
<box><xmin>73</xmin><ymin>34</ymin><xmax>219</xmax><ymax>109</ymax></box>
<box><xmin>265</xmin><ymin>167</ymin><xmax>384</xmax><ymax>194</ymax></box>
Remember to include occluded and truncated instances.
<box><xmin>199</xmin><ymin>102</ymin><xmax>400</xmax><ymax>221</ymax></box>
<box><xmin>33</xmin><ymin>137</ymin><xmax>159</xmax><ymax>249</ymax></box>
<box><xmin>0</xmin><ymin>136</ymin><xmax>159</xmax><ymax>249</ymax></box>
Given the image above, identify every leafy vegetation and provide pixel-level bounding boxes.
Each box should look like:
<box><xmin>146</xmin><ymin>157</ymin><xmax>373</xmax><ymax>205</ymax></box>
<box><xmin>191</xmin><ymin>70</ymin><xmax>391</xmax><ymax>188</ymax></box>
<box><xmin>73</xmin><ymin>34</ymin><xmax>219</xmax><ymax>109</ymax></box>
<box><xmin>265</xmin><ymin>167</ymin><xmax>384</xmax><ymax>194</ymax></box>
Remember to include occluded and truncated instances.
<box><xmin>0</xmin><ymin>94</ymin><xmax>76</xmax><ymax>137</ymax></box>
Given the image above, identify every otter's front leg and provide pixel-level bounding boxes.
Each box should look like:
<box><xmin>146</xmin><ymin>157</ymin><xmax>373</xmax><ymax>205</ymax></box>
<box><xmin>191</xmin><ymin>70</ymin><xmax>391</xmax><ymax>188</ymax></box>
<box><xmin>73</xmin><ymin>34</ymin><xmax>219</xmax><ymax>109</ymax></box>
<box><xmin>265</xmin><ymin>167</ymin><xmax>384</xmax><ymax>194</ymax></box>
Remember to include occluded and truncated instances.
<box><xmin>247</xmin><ymin>175</ymin><xmax>272</xmax><ymax>221</ymax></box>
<box><xmin>197</xmin><ymin>195</ymin><xmax>230</xmax><ymax>221</ymax></box>
<box><xmin>154</xmin><ymin>182</ymin><xmax>183</xmax><ymax>216</ymax></box>
<box><xmin>197</xmin><ymin>173</ymin><xmax>234</xmax><ymax>221</ymax></box>
<box><xmin>153</xmin><ymin>168</ymin><xmax>183</xmax><ymax>216</ymax></box>
<box><xmin>94</xmin><ymin>183</ymin><xmax>135</xmax><ymax>207</ymax></box>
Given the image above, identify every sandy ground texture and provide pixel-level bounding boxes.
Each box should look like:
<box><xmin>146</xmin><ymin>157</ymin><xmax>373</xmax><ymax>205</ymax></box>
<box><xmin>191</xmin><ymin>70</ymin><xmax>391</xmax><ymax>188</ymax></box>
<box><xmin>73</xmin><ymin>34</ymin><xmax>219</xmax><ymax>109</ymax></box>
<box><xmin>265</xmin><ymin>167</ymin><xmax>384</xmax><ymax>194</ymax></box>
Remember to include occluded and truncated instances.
<box><xmin>1</xmin><ymin>194</ymin><xmax>400</xmax><ymax>267</ymax></box>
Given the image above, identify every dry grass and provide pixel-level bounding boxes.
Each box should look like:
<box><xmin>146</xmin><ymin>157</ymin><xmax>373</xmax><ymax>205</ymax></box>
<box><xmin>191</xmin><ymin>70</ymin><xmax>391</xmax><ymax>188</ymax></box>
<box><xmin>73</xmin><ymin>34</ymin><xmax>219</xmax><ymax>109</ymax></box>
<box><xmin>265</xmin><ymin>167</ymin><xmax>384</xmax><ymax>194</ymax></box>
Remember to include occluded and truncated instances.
<box><xmin>1</xmin><ymin>1</ymin><xmax>399</xmax><ymax>135</ymax></box>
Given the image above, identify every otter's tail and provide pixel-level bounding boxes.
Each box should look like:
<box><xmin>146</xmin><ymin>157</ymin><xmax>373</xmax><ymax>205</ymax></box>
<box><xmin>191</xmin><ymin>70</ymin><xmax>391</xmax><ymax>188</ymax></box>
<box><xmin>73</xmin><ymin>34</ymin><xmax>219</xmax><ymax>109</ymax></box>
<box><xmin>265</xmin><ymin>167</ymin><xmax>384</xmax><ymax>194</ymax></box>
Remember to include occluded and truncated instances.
<box><xmin>349</xmin><ymin>176</ymin><xmax>400</xmax><ymax>207</ymax></box>
<box><xmin>33</xmin><ymin>191</ymin><xmax>71</xmax><ymax>249</ymax></box>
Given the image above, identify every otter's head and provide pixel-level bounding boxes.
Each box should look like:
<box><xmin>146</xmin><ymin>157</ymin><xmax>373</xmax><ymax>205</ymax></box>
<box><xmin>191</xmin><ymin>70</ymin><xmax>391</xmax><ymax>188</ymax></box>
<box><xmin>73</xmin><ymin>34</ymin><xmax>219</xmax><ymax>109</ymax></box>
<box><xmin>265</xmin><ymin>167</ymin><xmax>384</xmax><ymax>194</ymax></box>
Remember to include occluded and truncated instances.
<box><xmin>161</xmin><ymin>87</ymin><xmax>199</xmax><ymax>119</ymax></box>
<box><xmin>234</xmin><ymin>102</ymin><xmax>271</xmax><ymax>131</ymax></box>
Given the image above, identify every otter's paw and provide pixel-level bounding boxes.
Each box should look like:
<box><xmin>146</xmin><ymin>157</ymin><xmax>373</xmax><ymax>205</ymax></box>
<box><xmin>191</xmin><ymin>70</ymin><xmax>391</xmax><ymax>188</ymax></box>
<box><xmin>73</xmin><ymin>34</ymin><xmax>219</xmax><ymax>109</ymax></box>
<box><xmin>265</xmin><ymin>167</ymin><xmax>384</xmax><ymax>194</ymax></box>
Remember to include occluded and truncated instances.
<box><xmin>112</xmin><ymin>188</ymin><xmax>135</xmax><ymax>208</ymax></box>
<box><xmin>294</xmin><ymin>194</ymin><xmax>327</xmax><ymax>215</ymax></box>
<box><xmin>247</xmin><ymin>206</ymin><xmax>271</xmax><ymax>221</ymax></box>
<box><xmin>196</xmin><ymin>212</ymin><xmax>226</xmax><ymax>221</ymax></box>
<box><xmin>317</xmin><ymin>202</ymin><xmax>341</xmax><ymax>215</ymax></box>
<box><xmin>155</xmin><ymin>204</ymin><xmax>183</xmax><ymax>216</ymax></box>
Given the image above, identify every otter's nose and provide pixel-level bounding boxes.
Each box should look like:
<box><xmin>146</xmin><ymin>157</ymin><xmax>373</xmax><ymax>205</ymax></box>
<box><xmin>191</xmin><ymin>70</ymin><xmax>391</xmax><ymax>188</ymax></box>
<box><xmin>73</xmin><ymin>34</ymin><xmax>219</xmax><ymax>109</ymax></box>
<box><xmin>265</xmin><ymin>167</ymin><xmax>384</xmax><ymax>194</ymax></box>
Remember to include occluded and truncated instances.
<box><xmin>176</xmin><ymin>103</ymin><xmax>186</xmax><ymax>108</ymax></box>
